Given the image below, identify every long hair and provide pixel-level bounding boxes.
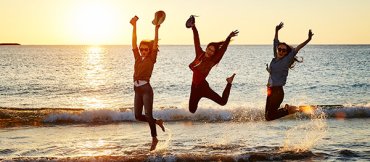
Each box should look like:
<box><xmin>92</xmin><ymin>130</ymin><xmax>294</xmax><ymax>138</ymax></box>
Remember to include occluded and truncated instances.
<box><xmin>139</xmin><ymin>40</ymin><xmax>155</xmax><ymax>54</ymax></box>
<box><xmin>278</xmin><ymin>42</ymin><xmax>303</xmax><ymax>69</ymax></box>
<box><xmin>207</xmin><ymin>41</ymin><xmax>225</xmax><ymax>54</ymax></box>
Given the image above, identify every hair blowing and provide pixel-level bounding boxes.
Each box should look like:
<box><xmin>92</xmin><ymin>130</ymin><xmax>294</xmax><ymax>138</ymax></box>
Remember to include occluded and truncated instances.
<box><xmin>207</xmin><ymin>41</ymin><xmax>225</xmax><ymax>54</ymax></box>
<box><xmin>278</xmin><ymin>42</ymin><xmax>303</xmax><ymax>69</ymax></box>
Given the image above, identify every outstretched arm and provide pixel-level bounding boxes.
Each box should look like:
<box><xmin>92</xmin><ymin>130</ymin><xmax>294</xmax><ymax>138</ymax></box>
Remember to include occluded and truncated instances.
<box><xmin>192</xmin><ymin>25</ymin><xmax>203</xmax><ymax>57</ymax></box>
<box><xmin>294</xmin><ymin>29</ymin><xmax>314</xmax><ymax>53</ymax></box>
<box><xmin>131</xmin><ymin>16</ymin><xmax>138</xmax><ymax>49</ymax></box>
<box><xmin>275</xmin><ymin>22</ymin><xmax>283</xmax><ymax>40</ymax></box>
<box><xmin>273</xmin><ymin>22</ymin><xmax>283</xmax><ymax>57</ymax></box>
<box><xmin>150</xmin><ymin>25</ymin><xmax>160</xmax><ymax>62</ymax></box>
<box><xmin>153</xmin><ymin>25</ymin><xmax>160</xmax><ymax>50</ymax></box>
<box><xmin>130</xmin><ymin>16</ymin><xmax>139</xmax><ymax>59</ymax></box>
<box><xmin>212</xmin><ymin>30</ymin><xmax>239</xmax><ymax>64</ymax></box>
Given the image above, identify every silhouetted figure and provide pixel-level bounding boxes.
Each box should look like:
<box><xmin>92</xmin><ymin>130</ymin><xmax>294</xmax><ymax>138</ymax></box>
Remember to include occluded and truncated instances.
<box><xmin>265</xmin><ymin>22</ymin><xmax>314</xmax><ymax>121</ymax></box>
<box><xmin>186</xmin><ymin>15</ymin><xmax>239</xmax><ymax>113</ymax></box>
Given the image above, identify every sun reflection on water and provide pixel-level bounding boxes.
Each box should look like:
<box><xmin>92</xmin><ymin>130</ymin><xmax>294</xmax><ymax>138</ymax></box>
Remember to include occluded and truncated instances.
<box><xmin>81</xmin><ymin>46</ymin><xmax>108</xmax><ymax>109</ymax></box>
<box><xmin>81</xmin><ymin>96</ymin><xmax>107</xmax><ymax>109</ymax></box>
<box><xmin>85</xmin><ymin>46</ymin><xmax>106</xmax><ymax>87</ymax></box>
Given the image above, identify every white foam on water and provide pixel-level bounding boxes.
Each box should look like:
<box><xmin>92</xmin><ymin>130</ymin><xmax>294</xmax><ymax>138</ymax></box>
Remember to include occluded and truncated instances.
<box><xmin>281</xmin><ymin>107</ymin><xmax>327</xmax><ymax>152</ymax></box>
<box><xmin>323</xmin><ymin>104</ymin><xmax>370</xmax><ymax>118</ymax></box>
<box><xmin>43</xmin><ymin>109</ymin><xmax>135</xmax><ymax>123</ymax></box>
<box><xmin>43</xmin><ymin>106</ymin><xmax>265</xmax><ymax>123</ymax></box>
<box><xmin>42</xmin><ymin>104</ymin><xmax>370</xmax><ymax>124</ymax></box>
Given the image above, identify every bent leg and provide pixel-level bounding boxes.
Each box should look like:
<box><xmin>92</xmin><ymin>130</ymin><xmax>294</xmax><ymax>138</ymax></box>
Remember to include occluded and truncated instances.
<box><xmin>134</xmin><ymin>87</ymin><xmax>147</xmax><ymax>122</ymax></box>
<box><xmin>189</xmin><ymin>84</ymin><xmax>202</xmax><ymax>113</ymax></box>
<box><xmin>142</xmin><ymin>84</ymin><xmax>157</xmax><ymax>137</ymax></box>
<box><xmin>265</xmin><ymin>87</ymin><xmax>288</xmax><ymax>121</ymax></box>
<box><xmin>204</xmin><ymin>83</ymin><xmax>232</xmax><ymax>106</ymax></box>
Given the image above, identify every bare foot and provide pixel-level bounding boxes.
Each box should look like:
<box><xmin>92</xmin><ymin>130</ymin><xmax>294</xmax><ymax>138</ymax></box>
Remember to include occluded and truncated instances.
<box><xmin>156</xmin><ymin>119</ymin><xmax>165</xmax><ymax>132</ymax></box>
<box><xmin>285</xmin><ymin>104</ymin><xmax>299</xmax><ymax>114</ymax></box>
<box><xmin>226</xmin><ymin>73</ymin><xmax>236</xmax><ymax>84</ymax></box>
<box><xmin>150</xmin><ymin>137</ymin><xmax>158</xmax><ymax>151</ymax></box>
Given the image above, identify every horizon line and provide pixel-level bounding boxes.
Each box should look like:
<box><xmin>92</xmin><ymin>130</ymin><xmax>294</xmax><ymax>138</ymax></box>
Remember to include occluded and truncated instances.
<box><xmin>3</xmin><ymin>43</ymin><xmax>370</xmax><ymax>46</ymax></box>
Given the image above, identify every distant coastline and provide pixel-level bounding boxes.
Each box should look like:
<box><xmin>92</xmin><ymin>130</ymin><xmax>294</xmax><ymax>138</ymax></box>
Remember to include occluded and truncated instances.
<box><xmin>0</xmin><ymin>43</ymin><xmax>20</xmax><ymax>45</ymax></box>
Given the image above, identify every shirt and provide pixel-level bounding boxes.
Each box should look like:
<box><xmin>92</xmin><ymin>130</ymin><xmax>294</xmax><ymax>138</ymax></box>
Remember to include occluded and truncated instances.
<box><xmin>132</xmin><ymin>48</ymin><xmax>158</xmax><ymax>82</ymax></box>
<box><xmin>267</xmin><ymin>39</ymin><xmax>297</xmax><ymax>87</ymax></box>
<box><xmin>189</xmin><ymin>26</ymin><xmax>231</xmax><ymax>85</ymax></box>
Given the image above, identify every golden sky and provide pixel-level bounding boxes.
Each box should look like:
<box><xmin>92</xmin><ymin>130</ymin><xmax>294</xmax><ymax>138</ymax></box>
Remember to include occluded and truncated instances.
<box><xmin>1</xmin><ymin>0</ymin><xmax>370</xmax><ymax>45</ymax></box>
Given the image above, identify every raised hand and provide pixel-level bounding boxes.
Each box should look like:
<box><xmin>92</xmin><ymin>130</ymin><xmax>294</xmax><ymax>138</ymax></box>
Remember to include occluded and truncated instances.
<box><xmin>130</xmin><ymin>15</ymin><xmax>139</xmax><ymax>26</ymax></box>
<box><xmin>229</xmin><ymin>30</ymin><xmax>239</xmax><ymax>38</ymax></box>
<box><xmin>276</xmin><ymin>22</ymin><xmax>284</xmax><ymax>31</ymax></box>
<box><xmin>308</xmin><ymin>29</ymin><xmax>314</xmax><ymax>40</ymax></box>
<box><xmin>186</xmin><ymin>15</ymin><xmax>196</xmax><ymax>28</ymax></box>
<box><xmin>295</xmin><ymin>29</ymin><xmax>314</xmax><ymax>53</ymax></box>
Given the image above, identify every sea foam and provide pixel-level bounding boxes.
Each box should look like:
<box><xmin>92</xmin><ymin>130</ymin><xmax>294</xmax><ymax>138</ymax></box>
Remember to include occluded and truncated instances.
<box><xmin>42</xmin><ymin>105</ymin><xmax>370</xmax><ymax>124</ymax></box>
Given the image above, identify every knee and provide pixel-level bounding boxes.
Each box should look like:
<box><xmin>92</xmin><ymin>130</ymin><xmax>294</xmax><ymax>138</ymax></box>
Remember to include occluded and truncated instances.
<box><xmin>135</xmin><ymin>113</ymin><xmax>146</xmax><ymax>121</ymax></box>
<box><xmin>219</xmin><ymin>101</ymin><xmax>227</xmax><ymax>106</ymax></box>
<box><xmin>189</xmin><ymin>109</ymin><xmax>196</xmax><ymax>114</ymax></box>
<box><xmin>265</xmin><ymin>113</ymin><xmax>274</xmax><ymax>121</ymax></box>
<box><xmin>144</xmin><ymin>113</ymin><xmax>154</xmax><ymax>121</ymax></box>
<box><xmin>134</xmin><ymin>114</ymin><xmax>141</xmax><ymax>120</ymax></box>
<box><xmin>189</xmin><ymin>106</ymin><xmax>197</xmax><ymax>114</ymax></box>
<box><xmin>265</xmin><ymin>116</ymin><xmax>272</xmax><ymax>121</ymax></box>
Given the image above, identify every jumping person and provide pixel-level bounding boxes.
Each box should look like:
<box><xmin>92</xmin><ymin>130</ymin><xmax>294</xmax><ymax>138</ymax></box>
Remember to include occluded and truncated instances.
<box><xmin>265</xmin><ymin>22</ymin><xmax>314</xmax><ymax>121</ymax></box>
<box><xmin>186</xmin><ymin>15</ymin><xmax>239</xmax><ymax>113</ymax></box>
<box><xmin>130</xmin><ymin>14</ymin><xmax>165</xmax><ymax>151</ymax></box>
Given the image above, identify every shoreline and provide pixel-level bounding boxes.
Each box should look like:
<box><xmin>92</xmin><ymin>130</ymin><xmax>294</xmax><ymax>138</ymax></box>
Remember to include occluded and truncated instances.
<box><xmin>0</xmin><ymin>43</ymin><xmax>20</xmax><ymax>45</ymax></box>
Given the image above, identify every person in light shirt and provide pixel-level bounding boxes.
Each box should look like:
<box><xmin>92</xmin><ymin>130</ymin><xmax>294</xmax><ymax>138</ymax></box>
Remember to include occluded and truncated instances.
<box><xmin>265</xmin><ymin>22</ymin><xmax>314</xmax><ymax>121</ymax></box>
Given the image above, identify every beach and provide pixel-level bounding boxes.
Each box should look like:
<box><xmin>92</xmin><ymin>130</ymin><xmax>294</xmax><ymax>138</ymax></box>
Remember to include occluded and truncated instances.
<box><xmin>1</xmin><ymin>110</ymin><xmax>369</xmax><ymax>161</ymax></box>
<box><xmin>0</xmin><ymin>45</ymin><xmax>369</xmax><ymax>161</ymax></box>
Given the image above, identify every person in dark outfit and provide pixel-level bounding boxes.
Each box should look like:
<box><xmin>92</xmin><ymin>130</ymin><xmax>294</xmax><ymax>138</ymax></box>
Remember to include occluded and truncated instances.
<box><xmin>130</xmin><ymin>15</ymin><xmax>165</xmax><ymax>151</ymax></box>
<box><xmin>265</xmin><ymin>22</ymin><xmax>314</xmax><ymax>121</ymax></box>
<box><xmin>186</xmin><ymin>15</ymin><xmax>239</xmax><ymax>113</ymax></box>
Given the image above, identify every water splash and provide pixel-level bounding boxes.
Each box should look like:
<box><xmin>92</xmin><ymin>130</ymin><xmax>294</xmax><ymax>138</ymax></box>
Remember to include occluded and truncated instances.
<box><xmin>281</xmin><ymin>106</ymin><xmax>327</xmax><ymax>152</ymax></box>
<box><xmin>2</xmin><ymin>104</ymin><xmax>369</xmax><ymax>128</ymax></box>
<box><xmin>152</xmin><ymin>127</ymin><xmax>172</xmax><ymax>153</ymax></box>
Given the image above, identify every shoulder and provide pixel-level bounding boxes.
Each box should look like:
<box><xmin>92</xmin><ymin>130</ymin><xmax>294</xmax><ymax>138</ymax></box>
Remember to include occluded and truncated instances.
<box><xmin>133</xmin><ymin>48</ymin><xmax>139</xmax><ymax>53</ymax></box>
<box><xmin>289</xmin><ymin>47</ymin><xmax>298</xmax><ymax>56</ymax></box>
<box><xmin>152</xmin><ymin>48</ymin><xmax>159</xmax><ymax>54</ymax></box>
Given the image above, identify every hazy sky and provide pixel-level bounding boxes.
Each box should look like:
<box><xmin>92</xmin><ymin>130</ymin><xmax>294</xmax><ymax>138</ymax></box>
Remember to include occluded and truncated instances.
<box><xmin>1</xmin><ymin>0</ymin><xmax>370</xmax><ymax>45</ymax></box>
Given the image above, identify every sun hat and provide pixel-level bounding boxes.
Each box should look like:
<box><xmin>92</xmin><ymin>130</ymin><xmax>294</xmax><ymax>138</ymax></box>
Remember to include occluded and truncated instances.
<box><xmin>185</xmin><ymin>15</ymin><xmax>196</xmax><ymax>28</ymax></box>
<box><xmin>152</xmin><ymin>10</ymin><xmax>166</xmax><ymax>25</ymax></box>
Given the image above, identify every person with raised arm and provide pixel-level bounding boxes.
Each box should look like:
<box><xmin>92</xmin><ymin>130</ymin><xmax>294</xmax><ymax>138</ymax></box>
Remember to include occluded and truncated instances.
<box><xmin>130</xmin><ymin>13</ymin><xmax>165</xmax><ymax>151</ymax></box>
<box><xmin>265</xmin><ymin>22</ymin><xmax>314</xmax><ymax>121</ymax></box>
<box><xmin>185</xmin><ymin>15</ymin><xmax>239</xmax><ymax>113</ymax></box>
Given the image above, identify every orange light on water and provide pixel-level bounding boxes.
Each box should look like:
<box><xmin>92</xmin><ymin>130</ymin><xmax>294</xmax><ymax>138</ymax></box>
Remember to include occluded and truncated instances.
<box><xmin>335</xmin><ymin>112</ymin><xmax>346</xmax><ymax>120</ymax></box>
<box><xmin>85</xmin><ymin>46</ymin><xmax>107</xmax><ymax>87</ymax></box>
<box><xmin>81</xmin><ymin>97</ymin><xmax>106</xmax><ymax>109</ymax></box>
<box><xmin>299</xmin><ymin>105</ymin><xmax>316</xmax><ymax>115</ymax></box>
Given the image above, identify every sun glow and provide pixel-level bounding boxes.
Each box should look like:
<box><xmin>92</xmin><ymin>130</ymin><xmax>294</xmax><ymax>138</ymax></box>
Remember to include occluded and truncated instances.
<box><xmin>69</xmin><ymin>2</ymin><xmax>121</xmax><ymax>45</ymax></box>
<box><xmin>299</xmin><ymin>105</ymin><xmax>316</xmax><ymax>115</ymax></box>
<box><xmin>85</xmin><ymin>47</ymin><xmax>107</xmax><ymax>87</ymax></box>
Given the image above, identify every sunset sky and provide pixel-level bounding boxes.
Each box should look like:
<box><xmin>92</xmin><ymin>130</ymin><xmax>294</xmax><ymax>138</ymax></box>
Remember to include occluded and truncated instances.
<box><xmin>1</xmin><ymin>0</ymin><xmax>370</xmax><ymax>45</ymax></box>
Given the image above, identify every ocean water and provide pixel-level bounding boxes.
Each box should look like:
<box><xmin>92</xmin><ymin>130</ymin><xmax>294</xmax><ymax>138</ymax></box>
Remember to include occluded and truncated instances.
<box><xmin>0</xmin><ymin>45</ymin><xmax>369</xmax><ymax>161</ymax></box>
